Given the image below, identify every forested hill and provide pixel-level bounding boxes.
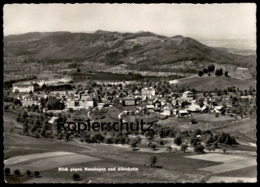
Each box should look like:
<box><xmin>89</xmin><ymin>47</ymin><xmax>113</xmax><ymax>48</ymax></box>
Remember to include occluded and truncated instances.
<box><xmin>4</xmin><ymin>31</ymin><xmax>256</xmax><ymax>70</ymax></box>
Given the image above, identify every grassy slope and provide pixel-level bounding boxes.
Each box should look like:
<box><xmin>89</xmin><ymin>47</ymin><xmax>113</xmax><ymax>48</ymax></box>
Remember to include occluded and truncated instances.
<box><xmin>4</xmin><ymin>111</ymin><xmax>257</xmax><ymax>183</ymax></box>
<box><xmin>157</xmin><ymin>113</ymin><xmax>256</xmax><ymax>143</ymax></box>
<box><xmin>177</xmin><ymin>75</ymin><xmax>256</xmax><ymax>91</ymax></box>
<box><xmin>4</xmin><ymin>111</ymin><xmax>216</xmax><ymax>183</ymax></box>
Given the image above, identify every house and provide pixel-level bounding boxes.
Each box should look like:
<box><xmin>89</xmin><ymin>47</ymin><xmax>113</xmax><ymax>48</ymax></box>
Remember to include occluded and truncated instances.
<box><xmin>117</xmin><ymin>91</ymin><xmax>128</xmax><ymax>98</ymax></box>
<box><xmin>187</xmin><ymin>104</ymin><xmax>201</xmax><ymax>113</ymax></box>
<box><xmin>182</xmin><ymin>91</ymin><xmax>194</xmax><ymax>99</ymax></box>
<box><xmin>146</xmin><ymin>105</ymin><xmax>155</xmax><ymax>113</ymax></box>
<box><xmin>173</xmin><ymin>109</ymin><xmax>178</xmax><ymax>115</ymax></box>
<box><xmin>241</xmin><ymin>95</ymin><xmax>253</xmax><ymax>100</ymax></box>
<box><xmin>134</xmin><ymin>109</ymin><xmax>140</xmax><ymax>115</ymax></box>
<box><xmin>80</xmin><ymin>94</ymin><xmax>92</xmax><ymax>101</ymax></box>
<box><xmin>141</xmin><ymin>87</ymin><xmax>155</xmax><ymax>99</ymax></box>
<box><xmin>164</xmin><ymin>103</ymin><xmax>172</xmax><ymax>109</ymax></box>
<box><xmin>134</xmin><ymin>96</ymin><xmax>142</xmax><ymax>105</ymax></box>
<box><xmin>21</xmin><ymin>100</ymin><xmax>38</xmax><ymax>107</ymax></box>
<box><xmin>79</xmin><ymin>100</ymin><xmax>94</xmax><ymax>108</ymax></box>
<box><xmin>47</xmin><ymin>110</ymin><xmax>63</xmax><ymax>114</ymax></box>
<box><xmin>178</xmin><ymin>110</ymin><xmax>188</xmax><ymax>118</ymax></box>
<box><xmin>134</xmin><ymin>90</ymin><xmax>140</xmax><ymax>95</ymax></box>
<box><xmin>146</xmin><ymin>105</ymin><xmax>155</xmax><ymax>109</ymax></box>
<box><xmin>172</xmin><ymin>99</ymin><xmax>179</xmax><ymax>107</ymax></box>
<box><xmin>65</xmin><ymin>100</ymin><xmax>76</xmax><ymax>108</ymax></box>
<box><xmin>65</xmin><ymin>99</ymin><xmax>93</xmax><ymax>110</ymax></box>
<box><xmin>201</xmin><ymin>106</ymin><xmax>209</xmax><ymax>113</ymax></box>
<box><xmin>160</xmin><ymin>110</ymin><xmax>171</xmax><ymax>116</ymax></box>
<box><xmin>123</xmin><ymin>96</ymin><xmax>136</xmax><ymax>106</ymax></box>
<box><xmin>49</xmin><ymin>91</ymin><xmax>73</xmax><ymax>98</ymax></box>
<box><xmin>160</xmin><ymin>106</ymin><xmax>171</xmax><ymax>116</ymax></box>
<box><xmin>153</xmin><ymin>99</ymin><xmax>161</xmax><ymax>108</ymax></box>
<box><xmin>196</xmin><ymin>135</ymin><xmax>202</xmax><ymax>139</ymax></box>
<box><xmin>98</xmin><ymin>103</ymin><xmax>105</xmax><ymax>109</ymax></box>
<box><xmin>48</xmin><ymin>116</ymin><xmax>59</xmax><ymax>124</ymax></box>
<box><xmin>214</xmin><ymin>106</ymin><xmax>223</xmax><ymax>113</ymax></box>
<box><xmin>13</xmin><ymin>82</ymin><xmax>34</xmax><ymax>93</ymax></box>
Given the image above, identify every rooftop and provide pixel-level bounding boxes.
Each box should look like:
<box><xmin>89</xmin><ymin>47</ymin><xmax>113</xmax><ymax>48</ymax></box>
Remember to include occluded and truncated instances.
<box><xmin>13</xmin><ymin>81</ymin><xmax>34</xmax><ymax>86</ymax></box>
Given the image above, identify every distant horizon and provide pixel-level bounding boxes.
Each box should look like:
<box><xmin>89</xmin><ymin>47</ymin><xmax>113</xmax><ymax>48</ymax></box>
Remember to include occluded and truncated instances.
<box><xmin>4</xmin><ymin>3</ymin><xmax>256</xmax><ymax>41</ymax></box>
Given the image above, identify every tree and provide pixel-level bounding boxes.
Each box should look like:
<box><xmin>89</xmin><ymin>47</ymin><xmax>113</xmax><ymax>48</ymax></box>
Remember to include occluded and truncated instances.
<box><xmin>34</xmin><ymin>171</ymin><xmax>40</xmax><ymax>178</ymax></box>
<box><xmin>93</xmin><ymin>133</ymin><xmax>105</xmax><ymax>143</ymax></box>
<box><xmin>46</xmin><ymin>97</ymin><xmax>65</xmax><ymax>110</ymax></box>
<box><xmin>225</xmin><ymin>71</ymin><xmax>229</xmax><ymax>77</ymax></box>
<box><xmin>215</xmin><ymin>68</ymin><xmax>223</xmax><ymax>76</ymax></box>
<box><xmin>129</xmin><ymin>138</ymin><xmax>141</xmax><ymax>150</ymax></box>
<box><xmin>4</xmin><ymin>105</ymin><xmax>10</xmax><ymax>111</ymax></box>
<box><xmin>205</xmin><ymin>136</ymin><xmax>214</xmax><ymax>147</ymax></box>
<box><xmin>212</xmin><ymin>141</ymin><xmax>219</xmax><ymax>148</ymax></box>
<box><xmin>14</xmin><ymin>89</ymin><xmax>19</xmax><ymax>94</ymax></box>
<box><xmin>149</xmin><ymin>143</ymin><xmax>157</xmax><ymax>151</ymax></box>
<box><xmin>150</xmin><ymin>156</ymin><xmax>158</xmax><ymax>168</ymax></box>
<box><xmin>158</xmin><ymin>140</ymin><xmax>165</xmax><ymax>145</ymax></box>
<box><xmin>14</xmin><ymin>169</ymin><xmax>21</xmax><ymax>176</ymax></box>
<box><xmin>194</xmin><ymin>129</ymin><xmax>201</xmax><ymax>136</ymax></box>
<box><xmin>5</xmin><ymin>168</ymin><xmax>11</xmax><ymax>176</ymax></box>
<box><xmin>73</xmin><ymin>173</ymin><xmax>80</xmax><ymax>181</ymax></box>
<box><xmin>198</xmin><ymin>71</ymin><xmax>203</xmax><ymax>77</ymax></box>
<box><xmin>181</xmin><ymin>144</ymin><xmax>188</xmax><ymax>153</ymax></box>
<box><xmin>26</xmin><ymin>170</ymin><xmax>32</xmax><ymax>177</ymax></box>
<box><xmin>197</xmin><ymin>98</ymin><xmax>204</xmax><ymax>108</ymax></box>
<box><xmin>208</xmin><ymin>65</ymin><xmax>215</xmax><ymax>72</ymax></box>
<box><xmin>194</xmin><ymin>144</ymin><xmax>205</xmax><ymax>154</ymax></box>
<box><xmin>174</xmin><ymin>136</ymin><xmax>182</xmax><ymax>146</ymax></box>
<box><xmin>145</xmin><ymin>130</ymin><xmax>154</xmax><ymax>139</ymax></box>
<box><xmin>166</xmin><ymin>146</ymin><xmax>173</xmax><ymax>153</ymax></box>
<box><xmin>203</xmin><ymin>68</ymin><xmax>208</xmax><ymax>74</ymax></box>
<box><xmin>191</xmin><ymin>137</ymin><xmax>200</xmax><ymax>147</ymax></box>
<box><xmin>105</xmin><ymin>137</ymin><xmax>113</xmax><ymax>145</ymax></box>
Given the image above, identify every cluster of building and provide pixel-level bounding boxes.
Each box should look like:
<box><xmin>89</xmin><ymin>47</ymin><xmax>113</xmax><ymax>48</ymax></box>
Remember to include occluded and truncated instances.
<box><xmin>12</xmin><ymin>79</ymin><xmax>249</xmax><ymax>119</ymax></box>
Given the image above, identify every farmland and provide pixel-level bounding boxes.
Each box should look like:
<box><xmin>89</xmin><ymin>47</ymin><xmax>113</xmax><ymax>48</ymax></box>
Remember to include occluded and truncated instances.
<box><xmin>4</xmin><ymin>110</ymin><xmax>257</xmax><ymax>183</ymax></box>
<box><xmin>174</xmin><ymin>75</ymin><xmax>256</xmax><ymax>91</ymax></box>
<box><xmin>157</xmin><ymin>114</ymin><xmax>256</xmax><ymax>143</ymax></box>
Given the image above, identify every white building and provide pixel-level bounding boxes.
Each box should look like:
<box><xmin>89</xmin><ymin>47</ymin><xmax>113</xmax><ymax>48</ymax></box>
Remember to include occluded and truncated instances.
<box><xmin>141</xmin><ymin>87</ymin><xmax>155</xmax><ymax>99</ymax></box>
<box><xmin>65</xmin><ymin>99</ymin><xmax>93</xmax><ymax>110</ymax></box>
<box><xmin>182</xmin><ymin>91</ymin><xmax>193</xmax><ymax>99</ymax></box>
<box><xmin>13</xmin><ymin>82</ymin><xmax>34</xmax><ymax>93</ymax></box>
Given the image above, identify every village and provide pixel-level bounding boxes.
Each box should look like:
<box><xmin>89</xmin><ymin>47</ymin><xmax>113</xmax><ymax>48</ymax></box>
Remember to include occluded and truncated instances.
<box><xmin>8</xmin><ymin>77</ymin><xmax>256</xmax><ymax>125</ymax></box>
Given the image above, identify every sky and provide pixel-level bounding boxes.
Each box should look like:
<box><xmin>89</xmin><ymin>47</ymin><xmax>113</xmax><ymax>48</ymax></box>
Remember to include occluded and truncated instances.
<box><xmin>3</xmin><ymin>3</ymin><xmax>256</xmax><ymax>40</ymax></box>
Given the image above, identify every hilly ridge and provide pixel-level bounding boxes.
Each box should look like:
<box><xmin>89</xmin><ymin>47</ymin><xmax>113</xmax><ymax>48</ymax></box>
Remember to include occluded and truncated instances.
<box><xmin>4</xmin><ymin>31</ymin><xmax>256</xmax><ymax>71</ymax></box>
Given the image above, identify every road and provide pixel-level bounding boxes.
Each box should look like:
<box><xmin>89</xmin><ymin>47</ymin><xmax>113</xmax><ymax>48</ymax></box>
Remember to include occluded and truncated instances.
<box><xmin>87</xmin><ymin>111</ymin><xmax>94</xmax><ymax>122</ymax></box>
<box><xmin>118</xmin><ymin>111</ymin><xmax>127</xmax><ymax>123</ymax></box>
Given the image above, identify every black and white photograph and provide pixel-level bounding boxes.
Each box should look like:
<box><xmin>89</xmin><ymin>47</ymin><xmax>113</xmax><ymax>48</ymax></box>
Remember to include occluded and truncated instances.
<box><xmin>3</xmin><ymin>3</ymin><xmax>257</xmax><ymax>183</ymax></box>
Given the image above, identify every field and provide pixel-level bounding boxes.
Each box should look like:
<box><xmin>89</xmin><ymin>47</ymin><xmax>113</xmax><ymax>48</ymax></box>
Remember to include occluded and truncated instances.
<box><xmin>5</xmin><ymin>151</ymin><xmax>100</xmax><ymax>172</ymax></box>
<box><xmin>3</xmin><ymin>111</ymin><xmax>213</xmax><ymax>183</ymax></box>
<box><xmin>4</xmin><ymin>111</ymin><xmax>257</xmax><ymax>183</ymax></box>
<box><xmin>175</xmin><ymin>75</ymin><xmax>256</xmax><ymax>91</ymax></box>
<box><xmin>186</xmin><ymin>153</ymin><xmax>257</xmax><ymax>183</ymax></box>
<box><xmin>157</xmin><ymin>113</ymin><xmax>256</xmax><ymax>143</ymax></box>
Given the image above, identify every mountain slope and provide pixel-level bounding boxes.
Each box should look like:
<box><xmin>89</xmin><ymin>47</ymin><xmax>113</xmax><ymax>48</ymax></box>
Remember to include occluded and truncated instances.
<box><xmin>4</xmin><ymin>31</ymin><xmax>256</xmax><ymax>70</ymax></box>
